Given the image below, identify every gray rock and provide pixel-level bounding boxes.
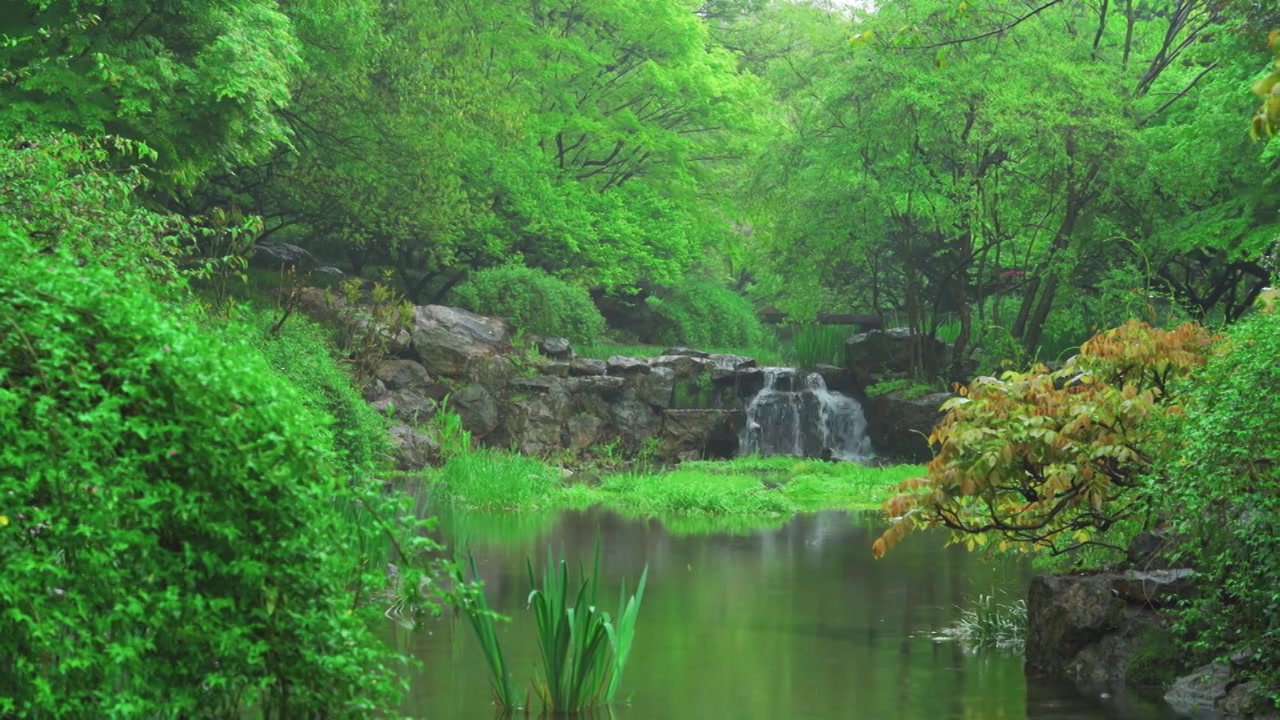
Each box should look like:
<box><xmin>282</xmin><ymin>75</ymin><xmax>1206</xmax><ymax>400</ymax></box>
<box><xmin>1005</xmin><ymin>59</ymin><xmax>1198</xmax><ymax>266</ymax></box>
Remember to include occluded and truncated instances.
<box><xmin>362</xmin><ymin>378</ymin><xmax>387</xmax><ymax>402</ymax></box>
<box><xmin>533</xmin><ymin>336</ymin><xmax>574</xmax><ymax>360</ymax></box>
<box><xmin>1164</xmin><ymin>663</ymin><xmax>1230</xmax><ymax>717</ymax></box>
<box><xmin>607</xmin><ymin>355</ymin><xmax>650</xmax><ymax>376</ymax></box>
<box><xmin>651</xmin><ymin>354</ymin><xmax>708</xmax><ymax>380</ymax></box>
<box><xmin>565</xmin><ymin>375</ymin><xmax>627</xmax><ymax>399</ymax></box>
<box><xmin>609</xmin><ymin>399</ymin><xmax>659</xmax><ymax>443</ymax></box>
<box><xmin>566</xmin><ymin>413</ymin><xmax>604</xmax><ymax>451</ymax></box>
<box><xmin>659</xmin><ymin>409</ymin><xmax>740</xmax><ymax>460</ymax></box>
<box><xmin>1025</xmin><ymin>574</ymin><xmax>1128</xmax><ymax>678</ymax></box>
<box><xmin>863</xmin><ymin>391</ymin><xmax>951</xmax><ymax>463</ymax></box>
<box><xmin>408</xmin><ymin>305</ymin><xmax>511</xmax><ymax>377</ymax></box>
<box><xmin>541</xmin><ymin>360</ymin><xmax>571</xmax><ymax>378</ymax></box>
<box><xmin>1110</xmin><ymin>569</ymin><xmax>1197</xmax><ymax>607</ymax></box>
<box><xmin>388</xmin><ymin>424</ymin><xmax>440</xmax><ymax>471</ymax></box>
<box><xmin>375</xmin><ymin>358</ymin><xmax>433</xmax><ymax>391</ymax></box>
<box><xmin>634</xmin><ymin>366</ymin><xmax>676</xmax><ymax>408</ymax></box>
<box><xmin>250</xmin><ymin>241</ymin><xmax>315</xmax><ymax>271</ymax></box>
<box><xmin>661</xmin><ymin>346</ymin><xmax>709</xmax><ymax>358</ymax></box>
<box><xmin>451</xmin><ymin>384</ymin><xmax>500</xmax><ymax>437</ymax></box>
<box><xmin>466</xmin><ymin>355</ymin><xmax>516</xmax><ymax>390</ymax></box>
<box><xmin>508</xmin><ymin>375</ymin><xmax>559</xmax><ymax>393</ymax></box>
<box><xmin>845</xmin><ymin>328</ymin><xmax>948</xmax><ymax>386</ymax></box>
<box><xmin>371</xmin><ymin>389</ymin><xmax>438</xmax><ymax>424</ymax></box>
<box><xmin>569</xmin><ymin>358</ymin><xmax>608</xmax><ymax>376</ymax></box>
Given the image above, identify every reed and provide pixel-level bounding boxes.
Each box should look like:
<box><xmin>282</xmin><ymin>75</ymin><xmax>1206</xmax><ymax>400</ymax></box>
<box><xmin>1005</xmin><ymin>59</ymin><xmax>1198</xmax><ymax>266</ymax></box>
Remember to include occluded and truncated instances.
<box><xmin>526</xmin><ymin>545</ymin><xmax>615</xmax><ymax>713</ymax></box>
<box><xmin>451</xmin><ymin>556</ymin><xmax>522</xmax><ymax>710</ymax></box>
<box><xmin>781</xmin><ymin>323</ymin><xmax>847</xmax><ymax>367</ymax></box>
<box><xmin>940</xmin><ymin>593</ymin><xmax>1028</xmax><ymax>652</ymax></box>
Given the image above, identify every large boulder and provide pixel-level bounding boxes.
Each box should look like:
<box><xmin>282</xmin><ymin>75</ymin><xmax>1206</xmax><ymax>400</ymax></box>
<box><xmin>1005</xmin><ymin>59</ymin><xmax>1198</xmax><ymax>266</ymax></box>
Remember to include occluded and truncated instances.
<box><xmin>844</xmin><ymin>328</ymin><xmax>948</xmax><ymax>386</ymax></box>
<box><xmin>408</xmin><ymin>305</ymin><xmax>511</xmax><ymax>377</ymax></box>
<box><xmin>374</xmin><ymin>358</ymin><xmax>432</xmax><ymax>392</ymax></box>
<box><xmin>1025</xmin><ymin>573</ymin><xmax>1130</xmax><ymax>685</ymax></box>
<box><xmin>609</xmin><ymin>399</ymin><xmax>660</xmax><ymax>443</ymax></box>
<box><xmin>659</xmin><ymin>409</ymin><xmax>739</xmax><ymax>461</ymax></box>
<box><xmin>388</xmin><ymin>424</ymin><xmax>440</xmax><ymax>471</ymax></box>
<box><xmin>450</xmin><ymin>383</ymin><xmax>500</xmax><ymax>437</ymax></box>
<box><xmin>863</xmin><ymin>391</ymin><xmax>951</xmax><ymax>462</ymax></box>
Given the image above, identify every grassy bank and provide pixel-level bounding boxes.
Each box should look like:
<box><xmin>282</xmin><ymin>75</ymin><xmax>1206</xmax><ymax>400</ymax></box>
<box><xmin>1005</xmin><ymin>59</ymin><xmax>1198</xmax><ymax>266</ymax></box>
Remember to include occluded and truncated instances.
<box><xmin>426</xmin><ymin>452</ymin><xmax>925</xmax><ymax>532</ymax></box>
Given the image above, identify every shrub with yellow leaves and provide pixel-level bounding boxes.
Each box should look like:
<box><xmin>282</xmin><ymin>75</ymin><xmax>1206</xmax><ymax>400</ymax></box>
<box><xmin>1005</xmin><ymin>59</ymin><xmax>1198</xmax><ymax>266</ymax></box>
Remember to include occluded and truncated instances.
<box><xmin>874</xmin><ymin>321</ymin><xmax>1215</xmax><ymax>559</ymax></box>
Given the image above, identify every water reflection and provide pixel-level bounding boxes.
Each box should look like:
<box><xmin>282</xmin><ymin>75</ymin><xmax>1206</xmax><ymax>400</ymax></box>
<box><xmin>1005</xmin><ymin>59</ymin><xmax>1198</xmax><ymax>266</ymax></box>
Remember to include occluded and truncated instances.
<box><xmin>391</xmin><ymin>509</ymin><xmax>1180</xmax><ymax>720</ymax></box>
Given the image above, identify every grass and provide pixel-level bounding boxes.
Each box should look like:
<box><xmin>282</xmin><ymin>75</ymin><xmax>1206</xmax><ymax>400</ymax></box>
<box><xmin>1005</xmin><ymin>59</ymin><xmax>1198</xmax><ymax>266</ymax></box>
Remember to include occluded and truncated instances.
<box><xmin>937</xmin><ymin>593</ymin><xmax>1028</xmax><ymax>653</ymax></box>
<box><xmin>780</xmin><ymin>323</ymin><xmax>847</xmax><ymax>367</ymax></box>
<box><xmin>426</xmin><ymin>450</ymin><xmax>926</xmax><ymax>530</ymax></box>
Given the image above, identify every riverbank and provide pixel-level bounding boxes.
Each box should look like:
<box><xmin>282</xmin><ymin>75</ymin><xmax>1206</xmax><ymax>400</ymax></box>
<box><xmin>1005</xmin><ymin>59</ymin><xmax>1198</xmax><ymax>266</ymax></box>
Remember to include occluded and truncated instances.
<box><xmin>423</xmin><ymin>451</ymin><xmax>925</xmax><ymax>532</ymax></box>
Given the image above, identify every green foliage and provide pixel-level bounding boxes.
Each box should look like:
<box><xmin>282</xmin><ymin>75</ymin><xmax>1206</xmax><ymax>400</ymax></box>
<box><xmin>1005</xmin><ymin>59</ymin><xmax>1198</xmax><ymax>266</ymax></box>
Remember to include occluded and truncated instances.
<box><xmin>865</xmin><ymin>378</ymin><xmax>937</xmax><ymax>400</ymax></box>
<box><xmin>1250</xmin><ymin>30</ymin><xmax>1280</xmax><ymax>140</ymax></box>
<box><xmin>244</xmin><ymin>306</ymin><xmax>391</xmax><ymax>473</ymax></box>
<box><xmin>646</xmin><ymin>279</ymin><xmax>768</xmax><ymax>350</ymax></box>
<box><xmin>451</xmin><ymin>556</ymin><xmax>521</xmax><ymax>710</ymax></box>
<box><xmin>0</xmin><ymin>0</ymin><xmax>300</xmax><ymax>185</ymax></box>
<box><xmin>1159</xmin><ymin>307</ymin><xmax>1280</xmax><ymax>705</ymax></box>
<box><xmin>452</xmin><ymin>265</ymin><xmax>606</xmax><ymax>345</ymax></box>
<box><xmin>0</xmin><ymin>228</ymin><xmax>415</xmax><ymax>716</ymax></box>
<box><xmin>876</xmin><ymin>321</ymin><xmax>1214</xmax><ymax>559</ymax></box>
<box><xmin>0</xmin><ymin>135</ymin><xmax>186</xmax><ymax>283</ymax></box>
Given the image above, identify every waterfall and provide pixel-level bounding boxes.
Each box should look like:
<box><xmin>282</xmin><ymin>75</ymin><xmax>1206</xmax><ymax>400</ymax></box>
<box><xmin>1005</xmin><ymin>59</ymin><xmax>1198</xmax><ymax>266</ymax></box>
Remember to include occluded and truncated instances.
<box><xmin>738</xmin><ymin>368</ymin><xmax>873</xmax><ymax>461</ymax></box>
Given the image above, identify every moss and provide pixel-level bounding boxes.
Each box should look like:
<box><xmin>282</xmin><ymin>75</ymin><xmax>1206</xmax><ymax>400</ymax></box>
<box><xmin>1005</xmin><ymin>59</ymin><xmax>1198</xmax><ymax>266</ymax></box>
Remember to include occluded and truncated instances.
<box><xmin>1126</xmin><ymin>623</ymin><xmax>1193</xmax><ymax>691</ymax></box>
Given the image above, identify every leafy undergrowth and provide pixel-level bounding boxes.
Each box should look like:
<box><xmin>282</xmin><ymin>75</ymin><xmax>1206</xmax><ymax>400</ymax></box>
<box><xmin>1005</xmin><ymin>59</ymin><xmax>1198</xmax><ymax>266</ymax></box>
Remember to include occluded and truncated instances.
<box><xmin>427</xmin><ymin>451</ymin><xmax>925</xmax><ymax>529</ymax></box>
<box><xmin>574</xmin><ymin>342</ymin><xmax>786</xmax><ymax>366</ymax></box>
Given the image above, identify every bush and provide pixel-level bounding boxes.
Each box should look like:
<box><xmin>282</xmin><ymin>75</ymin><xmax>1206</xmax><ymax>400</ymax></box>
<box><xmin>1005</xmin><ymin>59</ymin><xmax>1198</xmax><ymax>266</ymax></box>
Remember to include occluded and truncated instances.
<box><xmin>452</xmin><ymin>265</ymin><xmax>605</xmax><ymax>345</ymax></box>
<box><xmin>645</xmin><ymin>279</ymin><xmax>768</xmax><ymax>351</ymax></box>
<box><xmin>0</xmin><ymin>227</ymin><xmax>408</xmax><ymax>716</ymax></box>
<box><xmin>1160</xmin><ymin>307</ymin><xmax>1280</xmax><ymax>705</ymax></box>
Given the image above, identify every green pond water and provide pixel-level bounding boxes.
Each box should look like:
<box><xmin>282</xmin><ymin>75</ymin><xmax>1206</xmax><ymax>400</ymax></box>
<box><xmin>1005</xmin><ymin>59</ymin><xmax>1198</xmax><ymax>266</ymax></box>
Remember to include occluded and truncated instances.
<box><xmin>388</xmin><ymin>509</ymin><xmax>1182</xmax><ymax>720</ymax></box>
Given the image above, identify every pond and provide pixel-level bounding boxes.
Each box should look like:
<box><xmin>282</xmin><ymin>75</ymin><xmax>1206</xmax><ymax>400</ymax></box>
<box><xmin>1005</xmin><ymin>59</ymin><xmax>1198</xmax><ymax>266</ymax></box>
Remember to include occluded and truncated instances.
<box><xmin>389</xmin><ymin>509</ymin><xmax>1182</xmax><ymax>720</ymax></box>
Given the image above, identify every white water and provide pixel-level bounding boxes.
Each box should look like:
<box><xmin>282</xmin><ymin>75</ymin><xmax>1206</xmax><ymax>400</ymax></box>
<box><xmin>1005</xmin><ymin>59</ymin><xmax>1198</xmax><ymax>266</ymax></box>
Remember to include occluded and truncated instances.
<box><xmin>738</xmin><ymin>368</ymin><xmax>873</xmax><ymax>461</ymax></box>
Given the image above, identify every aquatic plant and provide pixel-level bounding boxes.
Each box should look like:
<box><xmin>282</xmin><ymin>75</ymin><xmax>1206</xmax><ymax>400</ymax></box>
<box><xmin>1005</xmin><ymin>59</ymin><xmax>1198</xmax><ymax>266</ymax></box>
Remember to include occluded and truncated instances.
<box><xmin>452</xmin><ymin>557</ymin><xmax>522</xmax><ymax>710</ymax></box>
<box><xmin>940</xmin><ymin>594</ymin><xmax>1027</xmax><ymax>652</ymax></box>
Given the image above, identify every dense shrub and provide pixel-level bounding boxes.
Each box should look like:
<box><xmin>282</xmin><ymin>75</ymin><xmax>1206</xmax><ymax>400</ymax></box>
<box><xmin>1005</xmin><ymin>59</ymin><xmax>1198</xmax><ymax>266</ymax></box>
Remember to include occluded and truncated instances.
<box><xmin>0</xmin><ymin>227</ymin><xmax>408</xmax><ymax>716</ymax></box>
<box><xmin>645</xmin><ymin>279</ymin><xmax>768</xmax><ymax>350</ymax></box>
<box><xmin>452</xmin><ymin>265</ymin><xmax>605</xmax><ymax>344</ymax></box>
<box><xmin>1160</xmin><ymin>307</ymin><xmax>1280</xmax><ymax>706</ymax></box>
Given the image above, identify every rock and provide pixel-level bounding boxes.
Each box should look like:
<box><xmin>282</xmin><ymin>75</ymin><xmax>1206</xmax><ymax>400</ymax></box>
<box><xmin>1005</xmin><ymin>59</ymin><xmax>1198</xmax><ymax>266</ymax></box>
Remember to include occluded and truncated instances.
<box><xmin>388</xmin><ymin>424</ymin><xmax>440</xmax><ymax>471</ymax></box>
<box><xmin>1110</xmin><ymin>569</ymin><xmax>1196</xmax><ymax>607</ymax></box>
<box><xmin>450</xmin><ymin>384</ymin><xmax>500</xmax><ymax>437</ymax></box>
<box><xmin>532</xmin><ymin>336</ymin><xmax>574</xmax><ymax>360</ymax></box>
<box><xmin>541</xmin><ymin>360</ymin><xmax>571</xmax><ymax>378</ymax></box>
<box><xmin>569</xmin><ymin>358</ymin><xmax>608</xmax><ymax>376</ymax></box>
<box><xmin>250</xmin><ymin>241</ymin><xmax>316</xmax><ymax>271</ymax></box>
<box><xmin>362</xmin><ymin>378</ymin><xmax>386</xmax><ymax>402</ymax></box>
<box><xmin>1126</xmin><ymin>530</ymin><xmax>1180</xmax><ymax>571</ymax></box>
<box><xmin>659</xmin><ymin>409</ymin><xmax>739</xmax><ymax>460</ymax></box>
<box><xmin>609</xmin><ymin>399</ymin><xmax>659</xmax><ymax>443</ymax></box>
<box><xmin>375</xmin><ymin>358</ymin><xmax>432</xmax><ymax>391</ymax></box>
<box><xmin>634</xmin><ymin>366</ymin><xmax>676</xmax><ymax>408</ymax></box>
<box><xmin>566</xmin><ymin>413</ymin><xmax>604</xmax><ymax>451</ymax></box>
<box><xmin>508</xmin><ymin>375</ymin><xmax>559</xmax><ymax>393</ymax></box>
<box><xmin>606</xmin><ymin>355</ymin><xmax>650</xmax><ymax>376</ymax></box>
<box><xmin>564</xmin><ymin>375</ymin><xmax>627</xmax><ymax>399</ymax></box>
<box><xmin>662</xmin><ymin>346</ymin><xmax>709</xmax><ymax>358</ymax></box>
<box><xmin>844</xmin><ymin>328</ymin><xmax>948</xmax><ymax>386</ymax></box>
<box><xmin>650</xmin><ymin>354</ymin><xmax>708</xmax><ymax>380</ymax></box>
<box><xmin>408</xmin><ymin>305</ymin><xmax>511</xmax><ymax>377</ymax></box>
<box><xmin>863</xmin><ymin>391</ymin><xmax>951</xmax><ymax>463</ymax></box>
<box><xmin>466</xmin><ymin>355</ymin><xmax>516</xmax><ymax>389</ymax></box>
<box><xmin>370</xmin><ymin>389</ymin><xmax>438</xmax><ymax>424</ymax></box>
<box><xmin>1164</xmin><ymin>663</ymin><xmax>1231</xmax><ymax>717</ymax></box>
<box><xmin>1025</xmin><ymin>574</ymin><xmax>1128</xmax><ymax>679</ymax></box>
<box><xmin>504</xmin><ymin>388</ymin><xmax>572</xmax><ymax>455</ymax></box>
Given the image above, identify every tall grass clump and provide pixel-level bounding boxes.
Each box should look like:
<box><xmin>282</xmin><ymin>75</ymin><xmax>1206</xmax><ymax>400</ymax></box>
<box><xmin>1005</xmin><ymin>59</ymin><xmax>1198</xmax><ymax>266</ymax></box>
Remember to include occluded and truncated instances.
<box><xmin>939</xmin><ymin>594</ymin><xmax>1028</xmax><ymax>652</ymax></box>
<box><xmin>782</xmin><ymin>323</ymin><xmax>847</xmax><ymax>366</ymax></box>
<box><xmin>452</xmin><ymin>265</ymin><xmax>606</xmax><ymax>345</ymax></box>
<box><xmin>453</xmin><ymin>544</ymin><xmax>648</xmax><ymax>714</ymax></box>
<box><xmin>434</xmin><ymin>447</ymin><xmax>563</xmax><ymax>510</ymax></box>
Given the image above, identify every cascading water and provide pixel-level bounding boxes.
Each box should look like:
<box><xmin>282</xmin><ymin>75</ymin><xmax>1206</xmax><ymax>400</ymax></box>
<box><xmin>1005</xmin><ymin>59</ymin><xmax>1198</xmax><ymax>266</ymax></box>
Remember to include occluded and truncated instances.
<box><xmin>738</xmin><ymin>368</ymin><xmax>873</xmax><ymax>461</ymax></box>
